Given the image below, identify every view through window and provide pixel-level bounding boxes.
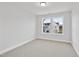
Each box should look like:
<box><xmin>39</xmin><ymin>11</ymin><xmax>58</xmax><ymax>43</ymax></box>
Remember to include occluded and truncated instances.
<box><xmin>42</xmin><ymin>16</ymin><xmax>64</xmax><ymax>35</ymax></box>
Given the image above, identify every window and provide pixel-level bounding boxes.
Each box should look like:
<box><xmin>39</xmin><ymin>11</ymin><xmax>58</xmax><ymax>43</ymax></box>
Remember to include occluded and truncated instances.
<box><xmin>42</xmin><ymin>16</ymin><xmax>64</xmax><ymax>35</ymax></box>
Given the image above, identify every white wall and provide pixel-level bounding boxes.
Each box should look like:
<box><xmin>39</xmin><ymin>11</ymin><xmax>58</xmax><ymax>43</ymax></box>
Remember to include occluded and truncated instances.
<box><xmin>0</xmin><ymin>3</ymin><xmax>36</xmax><ymax>53</ymax></box>
<box><xmin>36</xmin><ymin>11</ymin><xmax>72</xmax><ymax>42</ymax></box>
<box><xmin>0</xmin><ymin>12</ymin><xmax>4</xmax><ymax>51</ymax></box>
<box><xmin>72</xmin><ymin>7</ymin><xmax>79</xmax><ymax>56</ymax></box>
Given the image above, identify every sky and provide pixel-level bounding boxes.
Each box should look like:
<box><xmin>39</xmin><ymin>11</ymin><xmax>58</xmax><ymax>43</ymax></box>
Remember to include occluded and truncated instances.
<box><xmin>43</xmin><ymin>16</ymin><xmax>64</xmax><ymax>25</ymax></box>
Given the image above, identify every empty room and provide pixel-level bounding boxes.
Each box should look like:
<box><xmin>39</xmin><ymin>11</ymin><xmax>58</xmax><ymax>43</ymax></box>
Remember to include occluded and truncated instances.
<box><xmin>0</xmin><ymin>1</ymin><xmax>79</xmax><ymax>57</ymax></box>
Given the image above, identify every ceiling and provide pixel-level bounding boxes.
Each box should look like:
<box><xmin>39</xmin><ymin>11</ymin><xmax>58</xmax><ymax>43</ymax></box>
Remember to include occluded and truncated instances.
<box><xmin>0</xmin><ymin>2</ymin><xmax>79</xmax><ymax>15</ymax></box>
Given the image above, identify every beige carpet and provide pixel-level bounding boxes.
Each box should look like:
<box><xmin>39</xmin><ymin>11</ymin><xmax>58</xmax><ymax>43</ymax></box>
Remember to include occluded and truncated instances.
<box><xmin>0</xmin><ymin>39</ymin><xmax>78</xmax><ymax>57</ymax></box>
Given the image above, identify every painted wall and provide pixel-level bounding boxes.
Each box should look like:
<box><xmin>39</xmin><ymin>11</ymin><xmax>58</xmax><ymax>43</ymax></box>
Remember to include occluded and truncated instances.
<box><xmin>0</xmin><ymin>3</ymin><xmax>36</xmax><ymax>53</ymax></box>
<box><xmin>36</xmin><ymin>11</ymin><xmax>72</xmax><ymax>42</ymax></box>
<box><xmin>72</xmin><ymin>7</ymin><xmax>79</xmax><ymax>56</ymax></box>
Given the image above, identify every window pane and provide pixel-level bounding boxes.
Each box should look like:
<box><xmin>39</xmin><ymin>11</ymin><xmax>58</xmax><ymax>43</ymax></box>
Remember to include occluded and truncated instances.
<box><xmin>42</xmin><ymin>16</ymin><xmax>64</xmax><ymax>34</ymax></box>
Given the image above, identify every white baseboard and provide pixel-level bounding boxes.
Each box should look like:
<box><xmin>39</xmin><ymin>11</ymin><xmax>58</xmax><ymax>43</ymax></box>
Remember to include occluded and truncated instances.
<box><xmin>0</xmin><ymin>38</ymin><xmax>35</xmax><ymax>55</ymax></box>
<box><xmin>72</xmin><ymin>44</ymin><xmax>79</xmax><ymax>56</ymax></box>
<box><xmin>36</xmin><ymin>37</ymin><xmax>71</xmax><ymax>44</ymax></box>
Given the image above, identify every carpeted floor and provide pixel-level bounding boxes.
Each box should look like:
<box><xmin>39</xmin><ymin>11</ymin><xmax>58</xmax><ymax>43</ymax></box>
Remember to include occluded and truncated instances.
<box><xmin>0</xmin><ymin>39</ymin><xmax>78</xmax><ymax>57</ymax></box>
